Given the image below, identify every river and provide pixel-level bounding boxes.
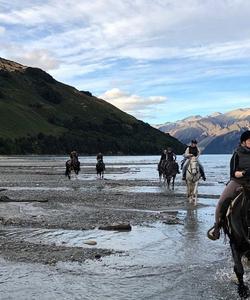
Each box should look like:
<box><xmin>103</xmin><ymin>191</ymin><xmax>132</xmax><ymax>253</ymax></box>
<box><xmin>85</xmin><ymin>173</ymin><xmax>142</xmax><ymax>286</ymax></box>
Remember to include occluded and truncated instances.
<box><xmin>0</xmin><ymin>154</ymin><xmax>246</xmax><ymax>299</ymax></box>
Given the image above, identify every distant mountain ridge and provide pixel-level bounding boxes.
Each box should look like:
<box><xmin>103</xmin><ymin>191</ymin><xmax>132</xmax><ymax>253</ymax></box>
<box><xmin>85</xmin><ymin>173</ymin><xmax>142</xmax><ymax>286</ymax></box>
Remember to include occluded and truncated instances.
<box><xmin>155</xmin><ymin>108</ymin><xmax>250</xmax><ymax>154</ymax></box>
<box><xmin>0</xmin><ymin>57</ymin><xmax>185</xmax><ymax>155</ymax></box>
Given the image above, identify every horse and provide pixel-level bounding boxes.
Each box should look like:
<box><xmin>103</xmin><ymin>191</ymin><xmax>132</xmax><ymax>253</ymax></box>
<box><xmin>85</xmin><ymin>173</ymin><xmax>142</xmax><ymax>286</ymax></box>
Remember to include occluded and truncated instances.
<box><xmin>222</xmin><ymin>185</ymin><xmax>250</xmax><ymax>298</ymax></box>
<box><xmin>96</xmin><ymin>160</ymin><xmax>105</xmax><ymax>179</ymax></box>
<box><xmin>163</xmin><ymin>160</ymin><xmax>179</xmax><ymax>190</ymax></box>
<box><xmin>65</xmin><ymin>153</ymin><xmax>80</xmax><ymax>179</ymax></box>
<box><xmin>185</xmin><ymin>157</ymin><xmax>201</xmax><ymax>205</ymax></box>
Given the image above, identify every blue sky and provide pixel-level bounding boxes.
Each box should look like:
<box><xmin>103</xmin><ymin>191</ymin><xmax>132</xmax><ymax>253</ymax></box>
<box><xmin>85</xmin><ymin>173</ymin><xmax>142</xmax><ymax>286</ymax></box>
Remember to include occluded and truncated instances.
<box><xmin>0</xmin><ymin>0</ymin><xmax>250</xmax><ymax>124</ymax></box>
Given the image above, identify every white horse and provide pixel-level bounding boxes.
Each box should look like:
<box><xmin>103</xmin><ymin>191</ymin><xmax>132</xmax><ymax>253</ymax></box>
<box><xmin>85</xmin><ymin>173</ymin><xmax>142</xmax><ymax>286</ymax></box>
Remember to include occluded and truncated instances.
<box><xmin>185</xmin><ymin>157</ymin><xmax>201</xmax><ymax>205</ymax></box>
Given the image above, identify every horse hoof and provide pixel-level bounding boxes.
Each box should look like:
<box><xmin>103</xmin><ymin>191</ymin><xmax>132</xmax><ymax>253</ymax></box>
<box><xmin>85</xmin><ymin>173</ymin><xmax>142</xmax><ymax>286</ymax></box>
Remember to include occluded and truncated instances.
<box><xmin>238</xmin><ymin>284</ymin><xmax>249</xmax><ymax>298</ymax></box>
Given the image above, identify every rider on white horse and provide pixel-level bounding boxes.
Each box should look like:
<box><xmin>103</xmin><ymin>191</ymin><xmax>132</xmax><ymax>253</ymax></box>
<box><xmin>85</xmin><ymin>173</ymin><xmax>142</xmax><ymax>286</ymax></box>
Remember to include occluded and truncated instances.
<box><xmin>182</xmin><ymin>140</ymin><xmax>206</xmax><ymax>181</ymax></box>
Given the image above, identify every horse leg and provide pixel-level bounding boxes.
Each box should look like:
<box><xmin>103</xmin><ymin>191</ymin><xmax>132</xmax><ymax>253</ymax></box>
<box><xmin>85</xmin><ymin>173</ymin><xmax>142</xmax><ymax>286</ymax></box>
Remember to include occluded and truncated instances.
<box><xmin>193</xmin><ymin>182</ymin><xmax>198</xmax><ymax>206</ymax></box>
<box><xmin>172</xmin><ymin>175</ymin><xmax>176</xmax><ymax>190</ymax></box>
<box><xmin>187</xmin><ymin>182</ymin><xmax>193</xmax><ymax>203</ymax></box>
<box><xmin>231</xmin><ymin>243</ymin><xmax>249</xmax><ymax>298</ymax></box>
<box><xmin>65</xmin><ymin>164</ymin><xmax>71</xmax><ymax>179</ymax></box>
<box><xmin>67</xmin><ymin>169</ymin><xmax>71</xmax><ymax>180</ymax></box>
<box><xmin>191</xmin><ymin>183</ymin><xmax>195</xmax><ymax>204</ymax></box>
<box><xmin>166</xmin><ymin>177</ymin><xmax>170</xmax><ymax>190</ymax></box>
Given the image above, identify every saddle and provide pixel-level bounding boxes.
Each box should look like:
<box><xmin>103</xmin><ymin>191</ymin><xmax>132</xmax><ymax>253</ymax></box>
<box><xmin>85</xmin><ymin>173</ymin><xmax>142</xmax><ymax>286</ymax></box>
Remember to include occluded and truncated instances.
<box><xmin>225</xmin><ymin>186</ymin><xmax>250</xmax><ymax>242</ymax></box>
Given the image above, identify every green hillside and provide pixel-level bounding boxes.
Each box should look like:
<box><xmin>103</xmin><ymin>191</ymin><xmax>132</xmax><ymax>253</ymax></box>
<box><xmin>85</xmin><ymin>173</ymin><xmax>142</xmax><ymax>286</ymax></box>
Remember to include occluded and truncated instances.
<box><xmin>0</xmin><ymin>57</ymin><xmax>185</xmax><ymax>155</ymax></box>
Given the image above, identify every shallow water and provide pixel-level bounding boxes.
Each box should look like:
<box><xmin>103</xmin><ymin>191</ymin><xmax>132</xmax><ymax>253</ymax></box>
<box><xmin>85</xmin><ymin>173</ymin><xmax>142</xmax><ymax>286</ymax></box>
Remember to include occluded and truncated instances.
<box><xmin>0</xmin><ymin>154</ymin><xmax>245</xmax><ymax>299</ymax></box>
<box><xmin>0</xmin><ymin>202</ymin><xmax>240</xmax><ymax>300</ymax></box>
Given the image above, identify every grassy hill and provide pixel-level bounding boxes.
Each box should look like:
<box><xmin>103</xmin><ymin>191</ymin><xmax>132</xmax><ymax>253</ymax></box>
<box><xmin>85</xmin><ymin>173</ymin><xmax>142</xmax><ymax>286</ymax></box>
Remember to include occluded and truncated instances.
<box><xmin>0</xmin><ymin>57</ymin><xmax>185</xmax><ymax>155</ymax></box>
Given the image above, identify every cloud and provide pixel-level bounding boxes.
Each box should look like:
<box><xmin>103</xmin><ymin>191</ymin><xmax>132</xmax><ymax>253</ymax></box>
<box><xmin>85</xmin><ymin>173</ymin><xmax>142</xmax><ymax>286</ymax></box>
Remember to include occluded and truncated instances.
<box><xmin>99</xmin><ymin>88</ymin><xmax>167</xmax><ymax>118</ymax></box>
<box><xmin>15</xmin><ymin>49</ymin><xmax>60</xmax><ymax>70</ymax></box>
<box><xmin>0</xmin><ymin>44</ymin><xmax>59</xmax><ymax>70</ymax></box>
<box><xmin>1</xmin><ymin>0</ymin><xmax>250</xmax><ymax>123</ymax></box>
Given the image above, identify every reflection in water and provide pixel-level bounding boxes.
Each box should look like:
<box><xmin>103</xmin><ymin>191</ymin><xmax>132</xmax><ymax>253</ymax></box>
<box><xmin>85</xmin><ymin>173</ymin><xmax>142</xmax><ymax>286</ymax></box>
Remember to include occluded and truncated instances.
<box><xmin>184</xmin><ymin>207</ymin><xmax>199</xmax><ymax>234</ymax></box>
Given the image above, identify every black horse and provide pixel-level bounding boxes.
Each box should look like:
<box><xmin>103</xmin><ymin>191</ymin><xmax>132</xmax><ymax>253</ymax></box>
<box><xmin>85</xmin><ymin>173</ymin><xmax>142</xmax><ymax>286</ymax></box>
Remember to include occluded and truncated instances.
<box><xmin>158</xmin><ymin>160</ymin><xmax>179</xmax><ymax>190</ymax></box>
<box><xmin>222</xmin><ymin>185</ymin><xmax>250</xmax><ymax>298</ymax></box>
<box><xmin>96</xmin><ymin>160</ymin><xmax>105</xmax><ymax>179</ymax></box>
<box><xmin>65</xmin><ymin>152</ymin><xmax>80</xmax><ymax>179</ymax></box>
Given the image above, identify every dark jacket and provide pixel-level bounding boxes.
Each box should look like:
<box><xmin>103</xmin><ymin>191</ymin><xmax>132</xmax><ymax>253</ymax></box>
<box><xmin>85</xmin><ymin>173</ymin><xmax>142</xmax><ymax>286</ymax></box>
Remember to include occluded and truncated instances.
<box><xmin>188</xmin><ymin>146</ymin><xmax>198</xmax><ymax>157</ymax></box>
<box><xmin>167</xmin><ymin>151</ymin><xmax>176</xmax><ymax>162</ymax></box>
<box><xmin>230</xmin><ymin>145</ymin><xmax>250</xmax><ymax>184</ymax></box>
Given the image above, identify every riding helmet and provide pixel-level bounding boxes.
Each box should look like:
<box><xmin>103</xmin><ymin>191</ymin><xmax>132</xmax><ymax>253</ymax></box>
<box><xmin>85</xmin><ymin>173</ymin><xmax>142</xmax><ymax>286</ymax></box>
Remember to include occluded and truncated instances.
<box><xmin>240</xmin><ymin>130</ymin><xmax>250</xmax><ymax>143</ymax></box>
<box><xmin>191</xmin><ymin>139</ymin><xmax>198</xmax><ymax>144</ymax></box>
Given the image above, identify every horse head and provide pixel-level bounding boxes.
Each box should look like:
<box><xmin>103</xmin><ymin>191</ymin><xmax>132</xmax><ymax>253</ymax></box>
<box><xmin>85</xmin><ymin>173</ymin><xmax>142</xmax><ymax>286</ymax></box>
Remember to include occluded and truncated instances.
<box><xmin>186</xmin><ymin>157</ymin><xmax>200</xmax><ymax>205</ymax></box>
<box><xmin>188</xmin><ymin>157</ymin><xmax>199</xmax><ymax>177</ymax></box>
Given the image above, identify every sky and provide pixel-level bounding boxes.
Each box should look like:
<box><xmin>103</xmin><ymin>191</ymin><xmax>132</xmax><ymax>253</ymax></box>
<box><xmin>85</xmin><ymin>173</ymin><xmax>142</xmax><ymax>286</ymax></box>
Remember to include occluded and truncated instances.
<box><xmin>0</xmin><ymin>0</ymin><xmax>250</xmax><ymax>124</ymax></box>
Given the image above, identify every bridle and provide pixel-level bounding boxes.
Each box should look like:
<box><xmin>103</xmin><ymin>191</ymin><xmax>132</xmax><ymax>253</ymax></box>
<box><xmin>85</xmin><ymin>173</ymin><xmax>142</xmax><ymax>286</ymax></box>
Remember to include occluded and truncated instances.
<box><xmin>187</xmin><ymin>159</ymin><xmax>199</xmax><ymax>182</ymax></box>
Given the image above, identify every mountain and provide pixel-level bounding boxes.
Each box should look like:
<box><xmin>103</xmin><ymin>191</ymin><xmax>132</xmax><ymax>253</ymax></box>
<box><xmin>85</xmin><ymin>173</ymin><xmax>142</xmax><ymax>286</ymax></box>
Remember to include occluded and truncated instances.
<box><xmin>0</xmin><ymin>57</ymin><xmax>185</xmax><ymax>155</ymax></box>
<box><xmin>155</xmin><ymin>108</ymin><xmax>250</xmax><ymax>154</ymax></box>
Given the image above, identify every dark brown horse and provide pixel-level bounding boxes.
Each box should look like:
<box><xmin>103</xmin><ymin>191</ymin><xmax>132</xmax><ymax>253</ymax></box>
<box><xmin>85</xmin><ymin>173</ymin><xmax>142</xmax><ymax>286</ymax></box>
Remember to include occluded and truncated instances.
<box><xmin>159</xmin><ymin>160</ymin><xmax>179</xmax><ymax>190</ymax></box>
<box><xmin>65</xmin><ymin>151</ymin><xmax>80</xmax><ymax>179</ymax></box>
<box><xmin>96</xmin><ymin>160</ymin><xmax>105</xmax><ymax>179</ymax></box>
<box><xmin>222</xmin><ymin>185</ymin><xmax>250</xmax><ymax>298</ymax></box>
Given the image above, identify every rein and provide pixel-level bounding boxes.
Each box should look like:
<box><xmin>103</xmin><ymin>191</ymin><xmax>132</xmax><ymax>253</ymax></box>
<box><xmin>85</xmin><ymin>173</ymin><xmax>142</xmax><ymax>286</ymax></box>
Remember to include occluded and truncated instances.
<box><xmin>187</xmin><ymin>160</ymin><xmax>200</xmax><ymax>182</ymax></box>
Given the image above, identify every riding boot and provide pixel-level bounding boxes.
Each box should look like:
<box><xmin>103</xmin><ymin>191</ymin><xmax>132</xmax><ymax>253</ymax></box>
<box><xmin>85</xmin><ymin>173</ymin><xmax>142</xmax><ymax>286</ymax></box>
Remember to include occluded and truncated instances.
<box><xmin>182</xmin><ymin>171</ymin><xmax>186</xmax><ymax>180</ymax></box>
<box><xmin>199</xmin><ymin>166</ymin><xmax>206</xmax><ymax>181</ymax></box>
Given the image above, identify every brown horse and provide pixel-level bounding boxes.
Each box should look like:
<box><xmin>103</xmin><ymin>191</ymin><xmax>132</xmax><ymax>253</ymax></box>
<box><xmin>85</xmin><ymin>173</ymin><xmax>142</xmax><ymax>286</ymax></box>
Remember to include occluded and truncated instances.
<box><xmin>96</xmin><ymin>160</ymin><xmax>105</xmax><ymax>179</ymax></box>
<box><xmin>65</xmin><ymin>151</ymin><xmax>80</xmax><ymax>179</ymax></box>
<box><xmin>159</xmin><ymin>160</ymin><xmax>179</xmax><ymax>190</ymax></box>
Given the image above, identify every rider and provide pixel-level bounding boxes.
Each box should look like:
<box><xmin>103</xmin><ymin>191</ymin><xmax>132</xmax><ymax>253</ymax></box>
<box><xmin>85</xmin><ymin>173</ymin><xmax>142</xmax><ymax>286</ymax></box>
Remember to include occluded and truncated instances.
<box><xmin>182</xmin><ymin>140</ymin><xmax>206</xmax><ymax>181</ymax></box>
<box><xmin>96</xmin><ymin>152</ymin><xmax>103</xmax><ymax>162</ymax></box>
<box><xmin>160</xmin><ymin>149</ymin><xmax>167</xmax><ymax>161</ymax></box>
<box><xmin>167</xmin><ymin>147</ymin><xmax>180</xmax><ymax>173</ymax></box>
<box><xmin>209</xmin><ymin>130</ymin><xmax>250</xmax><ymax>240</ymax></box>
<box><xmin>70</xmin><ymin>150</ymin><xmax>78</xmax><ymax>159</ymax></box>
<box><xmin>166</xmin><ymin>147</ymin><xmax>176</xmax><ymax>161</ymax></box>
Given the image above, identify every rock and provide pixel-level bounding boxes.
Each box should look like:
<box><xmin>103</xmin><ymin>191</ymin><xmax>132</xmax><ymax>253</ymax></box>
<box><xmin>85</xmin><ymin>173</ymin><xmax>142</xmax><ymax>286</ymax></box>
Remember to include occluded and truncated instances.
<box><xmin>0</xmin><ymin>195</ymin><xmax>11</xmax><ymax>202</ymax></box>
<box><xmin>83</xmin><ymin>240</ymin><xmax>97</xmax><ymax>246</ymax></box>
<box><xmin>98</xmin><ymin>223</ymin><xmax>132</xmax><ymax>231</ymax></box>
<box><xmin>163</xmin><ymin>216</ymin><xmax>183</xmax><ymax>225</ymax></box>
